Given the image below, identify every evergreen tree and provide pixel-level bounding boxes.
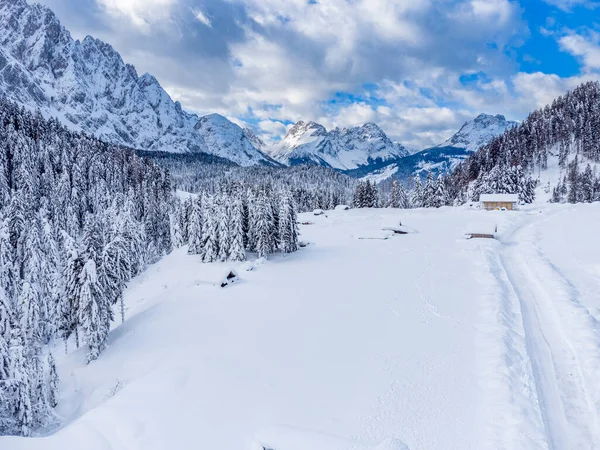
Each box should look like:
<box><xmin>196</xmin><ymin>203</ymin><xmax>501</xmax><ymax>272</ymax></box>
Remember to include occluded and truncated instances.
<box><xmin>187</xmin><ymin>197</ymin><xmax>203</xmax><ymax>255</ymax></box>
<box><xmin>201</xmin><ymin>196</ymin><xmax>219</xmax><ymax>263</ymax></box>
<box><xmin>278</xmin><ymin>194</ymin><xmax>299</xmax><ymax>254</ymax></box>
<box><xmin>411</xmin><ymin>175</ymin><xmax>423</xmax><ymax>208</ymax></box>
<box><xmin>254</xmin><ymin>193</ymin><xmax>274</xmax><ymax>258</ymax></box>
<box><xmin>228</xmin><ymin>199</ymin><xmax>246</xmax><ymax>262</ymax></box>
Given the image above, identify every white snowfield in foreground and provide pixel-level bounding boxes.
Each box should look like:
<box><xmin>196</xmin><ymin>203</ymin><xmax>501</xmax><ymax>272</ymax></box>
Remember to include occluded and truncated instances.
<box><xmin>3</xmin><ymin>204</ymin><xmax>600</xmax><ymax>450</ymax></box>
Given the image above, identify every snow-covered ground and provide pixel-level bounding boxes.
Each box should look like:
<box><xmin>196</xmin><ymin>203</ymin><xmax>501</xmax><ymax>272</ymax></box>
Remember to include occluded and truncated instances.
<box><xmin>3</xmin><ymin>203</ymin><xmax>600</xmax><ymax>449</ymax></box>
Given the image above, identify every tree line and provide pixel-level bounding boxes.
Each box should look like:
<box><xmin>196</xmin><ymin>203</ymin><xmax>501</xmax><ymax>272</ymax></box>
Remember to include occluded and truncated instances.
<box><xmin>0</xmin><ymin>98</ymin><xmax>172</xmax><ymax>436</ymax></box>
<box><xmin>173</xmin><ymin>182</ymin><xmax>299</xmax><ymax>260</ymax></box>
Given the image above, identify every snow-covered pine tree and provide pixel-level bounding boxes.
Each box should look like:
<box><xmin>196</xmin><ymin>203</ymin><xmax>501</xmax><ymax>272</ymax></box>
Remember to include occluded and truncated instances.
<box><xmin>228</xmin><ymin>198</ymin><xmax>246</xmax><ymax>262</ymax></box>
<box><xmin>434</xmin><ymin>175</ymin><xmax>448</xmax><ymax>208</ymax></box>
<box><xmin>278</xmin><ymin>193</ymin><xmax>299</xmax><ymax>254</ymax></box>
<box><xmin>411</xmin><ymin>175</ymin><xmax>423</xmax><ymax>208</ymax></box>
<box><xmin>254</xmin><ymin>193</ymin><xmax>274</xmax><ymax>258</ymax></box>
<box><xmin>78</xmin><ymin>216</ymin><xmax>109</xmax><ymax>363</ymax></box>
<box><xmin>353</xmin><ymin>182</ymin><xmax>365</xmax><ymax>208</ymax></box>
<box><xmin>422</xmin><ymin>171</ymin><xmax>436</xmax><ymax>208</ymax></box>
<box><xmin>217</xmin><ymin>195</ymin><xmax>231</xmax><ymax>262</ymax></box>
<box><xmin>201</xmin><ymin>196</ymin><xmax>219</xmax><ymax>263</ymax></box>
<box><xmin>187</xmin><ymin>196</ymin><xmax>204</xmax><ymax>256</ymax></box>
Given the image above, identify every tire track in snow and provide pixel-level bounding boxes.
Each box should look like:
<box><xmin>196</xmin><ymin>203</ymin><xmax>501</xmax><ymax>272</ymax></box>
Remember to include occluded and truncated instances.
<box><xmin>499</xmin><ymin>220</ymin><xmax>600</xmax><ymax>449</ymax></box>
<box><xmin>479</xmin><ymin>245</ymin><xmax>548</xmax><ymax>450</ymax></box>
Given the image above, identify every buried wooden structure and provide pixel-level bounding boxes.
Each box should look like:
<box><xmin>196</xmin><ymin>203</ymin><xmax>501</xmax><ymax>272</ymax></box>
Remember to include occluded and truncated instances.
<box><xmin>220</xmin><ymin>270</ymin><xmax>239</xmax><ymax>287</ymax></box>
<box><xmin>465</xmin><ymin>222</ymin><xmax>497</xmax><ymax>239</ymax></box>
<box><xmin>196</xmin><ymin>267</ymin><xmax>240</xmax><ymax>288</ymax></box>
<box><xmin>381</xmin><ymin>220</ymin><xmax>417</xmax><ymax>235</ymax></box>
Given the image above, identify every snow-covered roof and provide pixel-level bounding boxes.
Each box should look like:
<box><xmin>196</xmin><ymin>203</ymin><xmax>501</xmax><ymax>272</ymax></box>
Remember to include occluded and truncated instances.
<box><xmin>465</xmin><ymin>222</ymin><xmax>497</xmax><ymax>235</ymax></box>
<box><xmin>479</xmin><ymin>194</ymin><xmax>519</xmax><ymax>202</ymax></box>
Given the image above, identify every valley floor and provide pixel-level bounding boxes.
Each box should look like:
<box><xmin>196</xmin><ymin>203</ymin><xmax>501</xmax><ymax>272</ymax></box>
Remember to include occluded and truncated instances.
<box><xmin>2</xmin><ymin>204</ymin><xmax>600</xmax><ymax>450</ymax></box>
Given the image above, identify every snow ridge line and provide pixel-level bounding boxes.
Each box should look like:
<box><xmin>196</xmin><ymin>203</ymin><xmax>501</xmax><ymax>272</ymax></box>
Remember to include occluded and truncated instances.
<box><xmin>478</xmin><ymin>245</ymin><xmax>548</xmax><ymax>450</ymax></box>
<box><xmin>499</xmin><ymin>221</ymin><xmax>600</xmax><ymax>449</ymax></box>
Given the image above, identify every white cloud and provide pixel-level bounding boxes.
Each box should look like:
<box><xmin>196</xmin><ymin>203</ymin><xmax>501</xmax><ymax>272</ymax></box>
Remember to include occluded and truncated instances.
<box><xmin>543</xmin><ymin>0</ymin><xmax>600</xmax><ymax>10</ymax></box>
<box><xmin>258</xmin><ymin>120</ymin><xmax>288</xmax><ymax>136</ymax></box>
<box><xmin>96</xmin><ymin>0</ymin><xmax>176</xmax><ymax>31</ymax></box>
<box><xmin>469</xmin><ymin>0</ymin><xmax>515</xmax><ymax>25</ymax></box>
<box><xmin>192</xmin><ymin>8</ymin><xmax>211</xmax><ymax>27</ymax></box>
<box><xmin>559</xmin><ymin>31</ymin><xmax>600</xmax><ymax>71</ymax></box>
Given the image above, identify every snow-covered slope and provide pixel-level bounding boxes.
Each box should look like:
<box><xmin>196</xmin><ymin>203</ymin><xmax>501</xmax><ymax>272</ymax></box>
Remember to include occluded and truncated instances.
<box><xmin>436</xmin><ymin>114</ymin><xmax>518</xmax><ymax>152</ymax></box>
<box><xmin>0</xmin><ymin>0</ymin><xmax>275</xmax><ymax>166</ymax></box>
<box><xmin>5</xmin><ymin>203</ymin><xmax>600</xmax><ymax>449</ymax></box>
<box><xmin>268</xmin><ymin>121</ymin><xmax>410</xmax><ymax>170</ymax></box>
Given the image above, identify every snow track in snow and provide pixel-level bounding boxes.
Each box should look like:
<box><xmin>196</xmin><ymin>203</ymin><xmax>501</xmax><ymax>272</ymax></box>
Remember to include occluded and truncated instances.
<box><xmin>497</xmin><ymin>218</ymin><xmax>600</xmax><ymax>449</ymax></box>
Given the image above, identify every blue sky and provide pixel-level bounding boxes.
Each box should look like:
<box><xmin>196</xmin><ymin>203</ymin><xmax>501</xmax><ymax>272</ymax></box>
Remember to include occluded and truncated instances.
<box><xmin>37</xmin><ymin>0</ymin><xmax>600</xmax><ymax>148</ymax></box>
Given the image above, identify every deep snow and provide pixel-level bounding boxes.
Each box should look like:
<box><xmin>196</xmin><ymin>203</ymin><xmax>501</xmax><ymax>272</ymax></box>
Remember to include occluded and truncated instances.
<box><xmin>3</xmin><ymin>203</ymin><xmax>600</xmax><ymax>449</ymax></box>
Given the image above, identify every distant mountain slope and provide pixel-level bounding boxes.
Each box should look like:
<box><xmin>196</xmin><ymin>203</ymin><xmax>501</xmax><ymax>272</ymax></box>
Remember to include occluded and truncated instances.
<box><xmin>436</xmin><ymin>113</ymin><xmax>518</xmax><ymax>152</ymax></box>
<box><xmin>0</xmin><ymin>0</ymin><xmax>276</xmax><ymax>166</ymax></box>
<box><xmin>355</xmin><ymin>113</ymin><xmax>518</xmax><ymax>183</ymax></box>
<box><xmin>449</xmin><ymin>81</ymin><xmax>600</xmax><ymax>203</ymax></box>
<box><xmin>267</xmin><ymin>121</ymin><xmax>410</xmax><ymax>170</ymax></box>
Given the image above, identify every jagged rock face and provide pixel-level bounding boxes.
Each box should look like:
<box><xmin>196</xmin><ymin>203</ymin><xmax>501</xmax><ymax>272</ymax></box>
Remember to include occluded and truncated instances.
<box><xmin>437</xmin><ymin>113</ymin><xmax>518</xmax><ymax>152</ymax></box>
<box><xmin>0</xmin><ymin>0</ymin><xmax>275</xmax><ymax>166</ymax></box>
<box><xmin>243</xmin><ymin>127</ymin><xmax>267</xmax><ymax>152</ymax></box>
<box><xmin>268</xmin><ymin>120</ymin><xmax>409</xmax><ymax>170</ymax></box>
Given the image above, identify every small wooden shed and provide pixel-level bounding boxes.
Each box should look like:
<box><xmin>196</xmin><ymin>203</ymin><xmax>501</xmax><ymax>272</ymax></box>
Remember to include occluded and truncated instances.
<box><xmin>465</xmin><ymin>222</ymin><xmax>497</xmax><ymax>239</ymax></box>
<box><xmin>479</xmin><ymin>194</ymin><xmax>519</xmax><ymax>211</ymax></box>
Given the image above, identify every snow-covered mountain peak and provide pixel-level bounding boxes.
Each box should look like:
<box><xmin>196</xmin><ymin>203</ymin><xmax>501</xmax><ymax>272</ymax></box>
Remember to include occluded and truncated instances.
<box><xmin>194</xmin><ymin>114</ymin><xmax>278</xmax><ymax>166</ymax></box>
<box><xmin>438</xmin><ymin>113</ymin><xmax>518</xmax><ymax>152</ymax></box>
<box><xmin>267</xmin><ymin>120</ymin><xmax>409</xmax><ymax>170</ymax></box>
<box><xmin>0</xmin><ymin>0</ymin><xmax>276</xmax><ymax>166</ymax></box>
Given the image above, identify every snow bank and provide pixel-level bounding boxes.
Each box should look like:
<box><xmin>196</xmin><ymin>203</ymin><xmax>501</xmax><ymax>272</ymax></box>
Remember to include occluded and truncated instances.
<box><xmin>464</xmin><ymin>222</ymin><xmax>497</xmax><ymax>236</ymax></box>
<box><xmin>335</xmin><ymin>205</ymin><xmax>350</xmax><ymax>211</ymax></box>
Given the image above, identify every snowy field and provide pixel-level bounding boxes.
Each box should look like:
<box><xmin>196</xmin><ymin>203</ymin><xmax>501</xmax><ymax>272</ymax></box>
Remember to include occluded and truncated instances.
<box><xmin>3</xmin><ymin>203</ymin><xmax>600</xmax><ymax>450</ymax></box>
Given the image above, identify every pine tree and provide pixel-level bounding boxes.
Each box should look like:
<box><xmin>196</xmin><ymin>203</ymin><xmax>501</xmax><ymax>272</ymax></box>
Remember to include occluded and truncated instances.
<box><xmin>581</xmin><ymin>164</ymin><xmax>594</xmax><ymax>202</ymax></box>
<box><xmin>434</xmin><ymin>176</ymin><xmax>448</xmax><ymax>207</ymax></box>
<box><xmin>187</xmin><ymin>196</ymin><xmax>203</xmax><ymax>255</ymax></box>
<box><xmin>228</xmin><ymin>199</ymin><xmax>246</xmax><ymax>262</ymax></box>
<box><xmin>411</xmin><ymin>175</ymin><xmax>423</xmax><ymax>208</ymax></box>
<box><xmin>217</xmin><ymin>196</ymin><xmax>231</xmax><ymax>262</ymax></box>
<box><xmin>255</xmin><ymin>193</ymin><xmax>274</xmax><ymax>258</ymax></box>
<box><xmin>422</xmin><ymin>171</ymin><xmax>436</xmax><ymax>208</ymax></box>
<box><xmin>201</xmin><ymin>196</ymin><xmax>219</xmax><ymax>263</ymax></box>
<box><xmin>278</xmin><ymin>194</ymin><xmax>299</xmax><ymax>253</ymax></box>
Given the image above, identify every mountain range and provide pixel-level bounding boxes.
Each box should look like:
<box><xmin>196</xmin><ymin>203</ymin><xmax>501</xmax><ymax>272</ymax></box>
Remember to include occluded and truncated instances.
<box><xmin>0</xmin><ymin>0</ymin><xmax>516</xmax><ymax>179</ymax></box>
<box><xmin>267</xmin><ymin>121</ymin><xmax>410</xmax><ymax>170</ymax></box>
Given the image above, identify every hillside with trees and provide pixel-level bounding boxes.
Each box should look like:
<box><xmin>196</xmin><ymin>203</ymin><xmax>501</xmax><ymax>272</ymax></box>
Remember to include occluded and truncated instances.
<box><xmin>448</xmin><ymin>81</ymin><xmax>600</xmax><ymax>204</ymax></box>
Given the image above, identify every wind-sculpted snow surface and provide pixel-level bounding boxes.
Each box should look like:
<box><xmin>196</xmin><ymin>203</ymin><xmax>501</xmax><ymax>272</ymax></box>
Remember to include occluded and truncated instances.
<box><xmin>4</xmin><ymin>204</ymin><xmax>600</xmax><ymax>449</ymax></box>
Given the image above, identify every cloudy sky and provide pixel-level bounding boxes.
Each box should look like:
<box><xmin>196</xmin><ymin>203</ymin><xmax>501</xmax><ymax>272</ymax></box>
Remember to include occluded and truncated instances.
<box><xmin>37</xmin><ymin>0</ymin><xmax>600</xmax><ymax>149</ymax></box>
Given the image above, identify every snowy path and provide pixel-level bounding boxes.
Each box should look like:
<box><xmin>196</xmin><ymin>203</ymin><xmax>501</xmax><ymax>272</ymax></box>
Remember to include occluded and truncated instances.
<box><xmin>495</xmin><ymin>213</ymin><xmax>600</xmax><ymax>449</ymax></box>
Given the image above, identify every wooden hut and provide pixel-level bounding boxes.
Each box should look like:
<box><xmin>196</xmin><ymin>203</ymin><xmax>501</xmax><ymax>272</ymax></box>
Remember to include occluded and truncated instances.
<box><xmin>479</xmin><ymin>194</ymin><xmax>519</xmax><ymax>211</ymax></box>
